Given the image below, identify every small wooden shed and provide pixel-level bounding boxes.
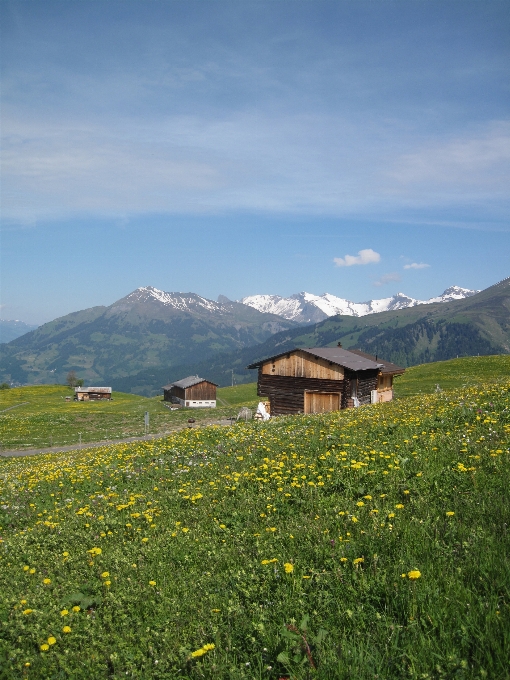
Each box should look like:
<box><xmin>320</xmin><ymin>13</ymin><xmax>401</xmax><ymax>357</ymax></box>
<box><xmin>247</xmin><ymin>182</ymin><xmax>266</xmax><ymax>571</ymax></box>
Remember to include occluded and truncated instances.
<box><xmin>74</xmin><ymin>387</ymin><xmax>112</xmax><ymax>401</ymax></box>
<box><xmin>162</xmin><ymin>375</ymin><xmax>217</xmax><ymax>408</ymax></box>
<box><xmin>247</xmin><ymin>346</ymin><xmax>404</xmax><ymax>416</ymax></box>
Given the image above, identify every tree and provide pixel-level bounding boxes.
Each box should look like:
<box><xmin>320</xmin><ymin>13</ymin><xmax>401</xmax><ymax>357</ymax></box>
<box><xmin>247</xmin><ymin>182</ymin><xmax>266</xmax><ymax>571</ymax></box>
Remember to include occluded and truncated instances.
<box><xmin>66</xmin><ymin>371</ymin><xmax>78</xmax><ymax>388</ymax></box>
<box><xmin>0</xmin><ymin>382</ymin><xmax>10</xmax><ymax>390</ymax></box>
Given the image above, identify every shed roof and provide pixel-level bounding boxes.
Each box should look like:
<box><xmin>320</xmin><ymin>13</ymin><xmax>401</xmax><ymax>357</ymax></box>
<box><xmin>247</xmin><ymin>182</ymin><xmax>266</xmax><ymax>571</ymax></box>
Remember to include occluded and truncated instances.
<box><xmin>247</xmin><ymin>347</ymin><xmax>403</xmax><ymax>373</ymax></box>
<box><xmin>161</xmin><ymin>375</ymin><xmax>218</xmax><ymax>390</ymax></box>
<box><xmin>74</xmin><ymin>386</ymin><xmax>112</xmax><ymax>393</ymax></box>
<box><xmin>346</xmin><ymin>349</ymin><xmax>405</xmax><ymax>375</ymax></box>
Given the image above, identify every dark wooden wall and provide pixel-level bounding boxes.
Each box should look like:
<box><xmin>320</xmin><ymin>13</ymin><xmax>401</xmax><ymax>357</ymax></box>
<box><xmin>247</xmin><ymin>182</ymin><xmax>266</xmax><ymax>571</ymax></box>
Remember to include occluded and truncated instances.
<box><xmin>257</xmin><ymin>368</ymin><xmax>378</xmax><ymax>415</ymax></box>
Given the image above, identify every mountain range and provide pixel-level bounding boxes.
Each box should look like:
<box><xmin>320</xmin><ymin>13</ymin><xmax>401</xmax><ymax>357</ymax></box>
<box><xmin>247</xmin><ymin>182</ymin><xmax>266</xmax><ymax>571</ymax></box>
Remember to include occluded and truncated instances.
<box><xmin>111</xmin><ymin>278</ymin><xmax>509</xmax><ymax>394</ymax></box>
<box><xmin>239</xmin><ymin>286</ymin><xmax>479</xmax><ymax>324</ymax></box>
<box><xmin>0</xmin><ymin>319</ymin><xmax>39</xmax><ymax>344</ymax></box>
<box><xmin>1</xmin><ymin>279</ymin><xmax>508</xmax><ymax>394</ymax></box>
<box><xmin>0</xmin><ymin>287</ymin><xmax>298</xmax><ymax>386</ymax></box>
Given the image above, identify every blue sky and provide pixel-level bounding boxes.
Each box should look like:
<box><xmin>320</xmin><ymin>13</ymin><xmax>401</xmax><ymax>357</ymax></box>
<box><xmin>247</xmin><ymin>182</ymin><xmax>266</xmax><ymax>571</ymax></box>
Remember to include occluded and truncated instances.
<box><xmin>1</xmin><ymin>0</ymin><xmax>509</xmax><ymax>325</ymax></box>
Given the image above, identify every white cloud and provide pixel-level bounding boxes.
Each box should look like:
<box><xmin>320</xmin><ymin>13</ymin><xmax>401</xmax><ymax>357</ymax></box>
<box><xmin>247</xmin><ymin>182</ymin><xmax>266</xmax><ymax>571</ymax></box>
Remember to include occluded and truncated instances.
<box><xmin>374</xmin><ymin>272</ymin><xmax>401</xmax><ymax>287</ymax></box>
<box><xmin>333</xmin><ymin>249</ymin><xmax>381</xmax><ymax>267</ymax></box>
<box><xmin>403</xmin><ymin>262</ymin><xmax>430</xmax><ymax>270</ymax></box>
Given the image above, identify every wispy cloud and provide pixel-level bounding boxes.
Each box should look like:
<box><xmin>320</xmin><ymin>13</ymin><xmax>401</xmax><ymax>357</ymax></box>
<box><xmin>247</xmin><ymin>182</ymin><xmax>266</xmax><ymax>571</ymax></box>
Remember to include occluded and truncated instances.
<box><xmin>333</xmin><ymin>249</ymin><xmax>381</xmax><ymax>267</ymax></box>
<box><xmin>374</xmin><ymin>272</ymin><xmax>401</xmax><ymax>287</ymax></box>
<box><xmin>403</xmin><ymin>262</ymin><xmax>430</xmax><ymax>270</ymax></box>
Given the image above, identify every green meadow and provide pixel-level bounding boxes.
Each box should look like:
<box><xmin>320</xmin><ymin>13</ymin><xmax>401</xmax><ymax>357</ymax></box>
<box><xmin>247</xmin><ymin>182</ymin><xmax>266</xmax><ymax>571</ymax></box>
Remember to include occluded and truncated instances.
<box><xmin>0</xmin><ymin>384</ymin><xmax>259</xmax><ymax>452</ymax></box>
<box><xmin>0</xmin><ymin>356</ymin><xmax>509</xmax><ymax>678</ymax></box>
<box><xmin>393</xmin><ymin>354</ymin><xmax>510</xmax><ymax>398</ymax></box>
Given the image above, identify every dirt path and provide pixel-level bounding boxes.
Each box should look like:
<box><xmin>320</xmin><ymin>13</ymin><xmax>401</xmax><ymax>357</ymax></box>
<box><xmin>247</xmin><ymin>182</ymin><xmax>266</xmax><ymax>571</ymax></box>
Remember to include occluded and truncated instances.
<box><xmin>0</xmin><ymin>401</ymin><xmax>30</xmax><ymax>413</ymax></box>
<box><xmin>0</xmin><ymin>418</ymin><xmax>236</xmax><ymax>458</ymax></box>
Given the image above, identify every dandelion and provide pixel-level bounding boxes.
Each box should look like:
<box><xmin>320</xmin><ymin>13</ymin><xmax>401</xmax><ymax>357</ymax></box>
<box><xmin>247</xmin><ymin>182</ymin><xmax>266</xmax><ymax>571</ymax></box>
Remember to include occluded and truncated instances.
<box><xmin>261</xmin><ymin>558</ymin><xmax>278</xmax><ymax>565</ymax></box>
<box><xmin>395</xmin><ymin>504</ymin><xmax>404</xmax><ymax>509</ymax></box>
<box><xmin>104</xmin><ymin>580</ymin><xmax>111</xmax><ymax>586</ymax></box>
<box><xmin>43</xmin><ymin>578</ymin><xmax>51</xmax><ymax>585</ymax></box>
<box><xmin>283</xmin><ymin>562</ymin><xmax>294</xmax><ymax>573</ymax></box>
<box><xmin>47</xmin><ymin>636</ymin><xmax>57</xmax><ymax>646</ymax></box>
<box><xmin>340</xmin><ymin>557</ymin><xmax>348</xmax><ymax>562</ymax></box>
<box><xmin>141</xmin><ymin>537</ymin><xmax>149</xmax><ymax>542</ymax></box>
<box><xmin>191</xmin><ymin>642</ymin><xmax>215</xmax><ymax>658</ymax></box>
<box><xmin>353</xmin><ymin>557</ymin><xmax>364</xmax><ymax>565</ymax></box>
<box><xmin>408</xmin><ymin>570</ymin><xmax>421</xmax><ymax>580</ymax></box>
<box><xmin>60</xmin><ymin>609</ymin><xmax>69</xmax><ymax>616</ymax></box>
<box><xmin>356</xmin><ymin>501</ymin><xmax>365</xmax><ymax>507</ymax></box>
<box><xmin>149</xmin><ymin>580</ymin><xmax>156</xmax><ymax>586</ymax></box>
<box><xmin>29</xmin><ymin>568</ymin><xmax>36</xmax><ymax>574</ymax></box>
<box><xmin>401</xmin><ymin>573</ymin><xmax>407</xmax><ymax>578</ymax></box>
<box><xmin>23</xmin><ymin>609</ymin><xmax>33</xmax><ymax>615</ymax></box>
<box><xmin>182</xmin><ymin>527</ymin><xmax>189</xmax><ymax>533</ymax></box>
<box><xmin>23</xmin><ymin>565</ymin><xmax>29</xmax><ymax>571</ymax></box>
<box><xmin>62</xmin><ymin>626</ymin><xmax>71</xmax><ymax>633</ymax></box>
<box><xmin>40</xmin><ymin>644</ymin><xmax>49</xmax><ymax>652</ymax></box>
<box><xmin>72</xmin><ymin>606</ymin><xmax>80</xmax><ymax>612</ymax></box>
<box><xmin>87</xmin><ymin>547</ymin><xmax>102</xmax><ymax>556</ymax></box>
<box><xmin>446</xmin><ymin>511</ymin><xmax>455</xmax><ymax>516</ymax></box>
<box><xmin>101</xmin><ymin>571</ymin><xmax>110</xmax><ymax>578</ymax></box>
<box><xmin>62</xmin><ymin>551</ymin><xmax>69</xmax><ymax>557</ymax></box>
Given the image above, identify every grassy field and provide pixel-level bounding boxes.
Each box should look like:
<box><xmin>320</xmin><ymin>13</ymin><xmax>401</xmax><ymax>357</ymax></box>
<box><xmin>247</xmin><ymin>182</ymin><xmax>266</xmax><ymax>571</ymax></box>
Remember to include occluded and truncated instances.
<box><xmin>394</xmin><ymin>354</ymin><xmax>510</xmax><ymax>397</ymax></box>
<box><xmin>217</xmin><ymin>383</ymin><xmax>258</xmax><ymax>407</ymax></box>
<box><xmin>0</xmin><ymin>385</ymin><xmax>260</xmax><ymax>451</ymax></box>
<box><xmin>0</xmin><ymin>373</ymin><xmax>508</xmax><ymax>678</ymax></box>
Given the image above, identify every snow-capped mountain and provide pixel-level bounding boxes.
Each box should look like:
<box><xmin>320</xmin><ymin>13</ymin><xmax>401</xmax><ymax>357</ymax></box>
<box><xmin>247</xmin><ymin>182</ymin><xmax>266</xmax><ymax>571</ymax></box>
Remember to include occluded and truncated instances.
<box><xmin>239</xmin><ymin>286</ymin><xmax>479</xmax><ymax>324</ymax></box>
<box><xmin>116</xmin><ymin>286</ymin><xmax>226</xmax><ymax>314</ymax></box>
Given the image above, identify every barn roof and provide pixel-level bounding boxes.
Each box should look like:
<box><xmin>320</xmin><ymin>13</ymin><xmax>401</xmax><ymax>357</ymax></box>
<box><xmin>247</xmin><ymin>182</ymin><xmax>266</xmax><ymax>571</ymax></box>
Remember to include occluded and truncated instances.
<box><xmin>345</xmin><ymin>349</ymin><xmax>405</xmax><ymax>375</ymax></box>
<box><xmin>74</xmin><ymin>386</ymin><xmax>112</xmax><ymax>393</ymax></box>
<box><xmin>161</xmin><ymin>375</ymin><xmax>218</xmax><ymax>390</ymax></box>
<box><xmin>247</xmin><ymin>347</ymin><xmax>404</xmax><ymax>373</ymax></box>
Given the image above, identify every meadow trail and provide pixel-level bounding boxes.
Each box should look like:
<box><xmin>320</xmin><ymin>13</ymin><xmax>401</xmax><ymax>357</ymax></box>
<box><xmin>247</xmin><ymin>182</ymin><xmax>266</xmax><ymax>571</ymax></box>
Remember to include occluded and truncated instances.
<box><xmin>0</xmin><ymin>418</ymin><xmax>235</xmax><ymax>458</ymax></box>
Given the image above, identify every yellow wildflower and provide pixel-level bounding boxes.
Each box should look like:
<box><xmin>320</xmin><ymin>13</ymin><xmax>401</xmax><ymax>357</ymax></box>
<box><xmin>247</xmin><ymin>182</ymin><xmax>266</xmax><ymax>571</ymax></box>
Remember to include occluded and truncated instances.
<box><xmin>60</xmin><ymin>609</ymin><xmax>69</xmax><ymax>616</ymax></box>
<box><xmin>23</xmin><ymin>609</ymin><xmax>33</xmax><ymax>615</ymax></box>
<box><xmin>62</xmin><ymin>626</ymin><xmax>71</xmax><ymax>634</ymax></box>
<box><xmin>40</xmin><ymin>644</ymin><xmax>49</xmax><ymax>652</ymax></box>
<box><xmin>283</xmin><ymin>563</ymin><xmax>294</xmax><ymax>573</ymax></box>
<box><xmin>446</xmin><ymin>511</ymin><xmax>455</xmax><ymax>516</ymax></box>
<box><xmin>47</xmin><ymin>636</ymin><xmax>56</xmax><ymax>646</ymax></box>
<box><xmin>408</xmin><ymin>570</ymin><xmax>421</xmax><ymax>580</ymax></box>
<box><xmin>149</xmin><ymin>580</ymin><xmax>156</xmax><ymax>586</ymax></box>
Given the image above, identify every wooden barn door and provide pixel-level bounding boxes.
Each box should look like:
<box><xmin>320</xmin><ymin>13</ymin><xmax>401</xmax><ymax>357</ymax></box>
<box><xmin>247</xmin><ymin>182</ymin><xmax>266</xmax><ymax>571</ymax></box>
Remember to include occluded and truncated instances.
<box><xmin>304</xmin><ymin>392</ymin><xmax>340</xmax><ymax>414</ymax></box>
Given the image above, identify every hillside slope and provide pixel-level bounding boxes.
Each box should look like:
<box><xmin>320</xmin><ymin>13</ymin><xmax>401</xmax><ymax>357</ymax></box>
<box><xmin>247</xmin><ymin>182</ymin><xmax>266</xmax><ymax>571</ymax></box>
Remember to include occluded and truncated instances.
<box><xmin>122</xmin><ymin>277</ymin><xmax>509</xmax><ymax>392</ymax></box>
<box><xmin>0</xmin><ymin>287</ymin><xmax>297</xmax><ymax>386</ymax></box>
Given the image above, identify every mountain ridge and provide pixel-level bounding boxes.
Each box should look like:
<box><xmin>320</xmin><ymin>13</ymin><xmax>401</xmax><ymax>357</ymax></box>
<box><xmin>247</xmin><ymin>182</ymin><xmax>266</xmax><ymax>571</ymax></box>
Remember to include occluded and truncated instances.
<box><xmin>0</xmin><ymin>287</ymin><xmax>298</xmax><ymax>386</ymax></box>
<box><xmin>239</xmin><ymin>286</ymin><xmax>479</xmax><ymax>324</ymax></box>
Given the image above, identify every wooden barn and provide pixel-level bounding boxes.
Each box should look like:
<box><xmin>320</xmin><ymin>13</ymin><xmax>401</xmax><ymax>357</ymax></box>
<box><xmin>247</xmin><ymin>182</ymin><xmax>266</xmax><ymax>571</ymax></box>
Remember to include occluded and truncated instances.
<box><xmin>162</xmin><ymin>375</ymin><xmax>217</xmax><ymax>408</ymax></box>
<box><xmin>247</xmin><ymin>346</ymin><xmax>404</xmax><ymax>416</ymax></box>
<box><xmin>74</xmin><ymin>387</ymin><xmax>112</xmax><ymax>401</ymax></box>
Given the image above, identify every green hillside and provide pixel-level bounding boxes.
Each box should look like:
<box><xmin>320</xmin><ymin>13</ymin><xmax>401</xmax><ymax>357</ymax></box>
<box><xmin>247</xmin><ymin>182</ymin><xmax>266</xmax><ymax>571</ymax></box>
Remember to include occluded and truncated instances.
<box><xmin>128</xmin><ymin>277</ymin><xmax>509</xmax><ymax>393</ymax></box>
<box><xmin>394</xmin><ymin>354</ymin><xmax>510</xmax><ymax>397</ymax></box>
<box><xmin>0</xmin><ymin>384</ymin><xmax>259</xmax><ymax>452</ymax></box>
<box><xmin>0</xmin><ymin>289</ymin><xmax>297</xmax><ymax>388</ymax></box>
<box><xmin>1</xmin><ymin>379</ymin><xmax>508</xmax><ymax>677</ymax></box>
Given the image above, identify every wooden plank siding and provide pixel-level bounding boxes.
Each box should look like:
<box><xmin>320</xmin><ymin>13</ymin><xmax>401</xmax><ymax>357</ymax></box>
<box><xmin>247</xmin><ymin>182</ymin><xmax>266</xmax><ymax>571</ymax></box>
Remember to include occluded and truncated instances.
<box><xmin>186</xmin><ymin>382</ymin><xmax>217</xmax><ymax>401</ymax></box>
<box><xmin>261</xmin><ymin>350</ymin><xmax>344</xmax><ymax>379</ymax></box>
<box><xmin>258</xmin><ymin>369</ymin><xmax>378</xmax><ymax>415</ymax></box>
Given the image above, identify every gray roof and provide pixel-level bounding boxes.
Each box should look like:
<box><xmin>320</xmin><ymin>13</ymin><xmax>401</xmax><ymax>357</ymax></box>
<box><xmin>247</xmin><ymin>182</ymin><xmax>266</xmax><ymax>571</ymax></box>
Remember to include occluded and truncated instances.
<box><xmin>247</xmin><ymin>347</ymin><xmax>385</xmax><ymax>372</ymax></box>
<box><xmin>346</xmin><ymin>349</ymin><xmax>405</xmax><ymax>375</ymax></box>
<box><xmin>162</xmin><ymin>375</ymin><xmax>218</xmax><ymax>390</ymax></box>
